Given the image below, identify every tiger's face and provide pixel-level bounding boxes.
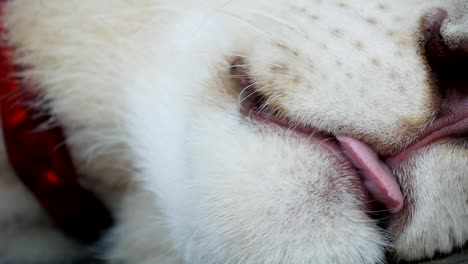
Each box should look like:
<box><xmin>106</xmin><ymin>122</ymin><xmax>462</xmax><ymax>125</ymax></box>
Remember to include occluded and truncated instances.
<box><xmin>3</xmin><ymin>0</ymin><xmax>467</xmax><ymax>263</ymax></box>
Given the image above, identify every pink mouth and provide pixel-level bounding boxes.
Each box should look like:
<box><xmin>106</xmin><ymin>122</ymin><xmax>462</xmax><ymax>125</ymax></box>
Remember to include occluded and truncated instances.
<box><xmin>239</xmin><ymin>87</ymin><xmax>467</xmax><ymax>216</ymax></box>
<box><xmin>236</xmin><ymin>83</ymin><xmax>405</xmax><ymax>215</ymax></box>
<box><xmin>234</xmin><ymin>64</ymin><xmax>468</xmax><ymax>218</ymax></box>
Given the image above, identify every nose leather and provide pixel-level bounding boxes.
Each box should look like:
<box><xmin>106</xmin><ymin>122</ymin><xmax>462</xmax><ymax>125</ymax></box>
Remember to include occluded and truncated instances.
<box><xmin>422</xmin><ymin>8</ymin><xmax>468</xmax><ymax>117</ymax></box>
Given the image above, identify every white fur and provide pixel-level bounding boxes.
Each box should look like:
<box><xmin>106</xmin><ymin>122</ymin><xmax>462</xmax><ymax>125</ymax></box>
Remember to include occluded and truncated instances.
<box><xmin>1</xmin><ymin>0</ymin><xmax>467</xmax><ymax>263</ymax></box>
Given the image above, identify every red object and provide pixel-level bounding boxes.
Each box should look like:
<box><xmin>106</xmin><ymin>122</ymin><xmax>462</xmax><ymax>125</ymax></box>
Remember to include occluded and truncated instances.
<box><xmin>0</xmin><ymin>1</ymin><xmax>112</xmax><ymax>244</ymax></box>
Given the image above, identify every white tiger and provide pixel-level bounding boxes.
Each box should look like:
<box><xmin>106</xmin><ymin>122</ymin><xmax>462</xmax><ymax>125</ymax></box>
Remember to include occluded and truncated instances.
<box><xmin>1</xmin><ymin>0</ymin><xmax>467</xmax><ymax>263</ymax></box>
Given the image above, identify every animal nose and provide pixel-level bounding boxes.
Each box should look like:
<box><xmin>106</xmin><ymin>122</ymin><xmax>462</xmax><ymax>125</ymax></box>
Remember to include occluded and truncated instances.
<box><xmin>422</xmin><ymin>8</ymin><xmax>468</xmax><ymax>110</ymax></box>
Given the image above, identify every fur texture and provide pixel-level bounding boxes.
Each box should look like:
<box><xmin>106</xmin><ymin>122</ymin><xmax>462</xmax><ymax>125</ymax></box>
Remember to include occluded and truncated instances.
<box><xmin>1</xmin><ymin>0</ymin><xmax>467</xmax><ymax>263</ymax></box>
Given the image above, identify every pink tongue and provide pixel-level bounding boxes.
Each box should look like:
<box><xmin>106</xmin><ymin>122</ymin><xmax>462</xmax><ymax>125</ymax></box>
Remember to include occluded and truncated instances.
<box><xmin>337</xmin><ymin>136</ymin><xmax>404</xmax><ymax>214</ymax></box>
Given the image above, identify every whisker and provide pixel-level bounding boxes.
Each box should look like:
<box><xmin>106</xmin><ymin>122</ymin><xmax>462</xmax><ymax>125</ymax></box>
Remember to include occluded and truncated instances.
<box><xmin>245</xmin><ymin>9</ymin><xmax>309</xmax><ymax>37</ymax></box>
<box><xmin>257</xmin><ymin>94</ymin><xmax>282</xmax><ymax>113</ymax></box>
<box><xmin>220</xmin><ymin>10</ymin><xmax>283</xmax><ymax>46</ymax></box>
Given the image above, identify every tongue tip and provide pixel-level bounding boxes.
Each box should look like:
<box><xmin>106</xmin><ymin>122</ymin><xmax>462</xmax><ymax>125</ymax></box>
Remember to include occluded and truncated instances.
<box><xmin>391</xmin><ymin>204</ymin><xmax>403</xmax><ymax>214</ymax></box>
<box><xmin>365</xmin><ymin>178</ymin><xmax>405</xmax><ymax>214</ymax></box>
<box><xmin>388</xmin><ymin>194</ymin><xmax>404</xmax><ymax>214</ymax></box>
